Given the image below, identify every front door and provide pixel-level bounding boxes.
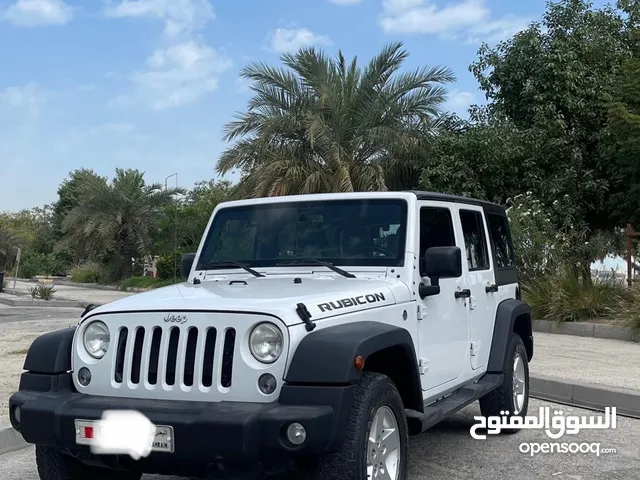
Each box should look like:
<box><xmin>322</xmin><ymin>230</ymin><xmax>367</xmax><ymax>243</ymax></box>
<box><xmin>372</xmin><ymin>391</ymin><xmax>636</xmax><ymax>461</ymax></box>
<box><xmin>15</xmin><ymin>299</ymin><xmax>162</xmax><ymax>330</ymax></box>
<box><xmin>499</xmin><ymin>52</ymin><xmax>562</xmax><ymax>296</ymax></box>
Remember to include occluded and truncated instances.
<box><xmin>454</xmin><ymin>204</ymin><xmax>498</xmax><ymax>371</ymax></box>
<box><xmin>416</xmin><ymin>201</ymin><xmax>470</xmax><ymax>392</ymax></box>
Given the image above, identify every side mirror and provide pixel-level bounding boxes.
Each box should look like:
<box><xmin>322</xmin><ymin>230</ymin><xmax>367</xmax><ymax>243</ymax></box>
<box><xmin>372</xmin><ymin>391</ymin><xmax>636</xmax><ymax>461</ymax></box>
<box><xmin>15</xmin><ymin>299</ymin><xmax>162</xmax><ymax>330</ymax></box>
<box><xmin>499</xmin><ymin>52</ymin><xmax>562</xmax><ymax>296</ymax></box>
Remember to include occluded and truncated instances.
<box><xmin>424</xmin><ymin>246</ymin><xmax>462</xmax><ymax>279</ymax></box>
<box><xmin>419</xmin><ymin>246</ymin><xmax>462</xmax><ymax>299</ymax></box>
<box><xmin>180</xmin><ymin>253</ymin><xmax>196</xmax><ymax>281</ymax></box>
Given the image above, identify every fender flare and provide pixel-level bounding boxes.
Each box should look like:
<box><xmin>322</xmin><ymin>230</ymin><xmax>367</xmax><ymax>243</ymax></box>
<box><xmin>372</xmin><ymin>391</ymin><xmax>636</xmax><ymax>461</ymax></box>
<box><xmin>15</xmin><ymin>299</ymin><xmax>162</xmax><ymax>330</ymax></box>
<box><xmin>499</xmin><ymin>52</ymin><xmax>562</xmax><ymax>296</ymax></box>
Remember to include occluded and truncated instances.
<box><xmin>487</xmin><ymin>299</ymin><xmax>533</xmax><ymax>373</ymax></box>
<box><xmin>23</xmin><ymin>327</ymin><xmax>76</xmax><ymax>374</ymax></box>
<box><xmin>284</xmin><ymin>321</ymin><xmax>422</xmax><ymax>409</ymax></box>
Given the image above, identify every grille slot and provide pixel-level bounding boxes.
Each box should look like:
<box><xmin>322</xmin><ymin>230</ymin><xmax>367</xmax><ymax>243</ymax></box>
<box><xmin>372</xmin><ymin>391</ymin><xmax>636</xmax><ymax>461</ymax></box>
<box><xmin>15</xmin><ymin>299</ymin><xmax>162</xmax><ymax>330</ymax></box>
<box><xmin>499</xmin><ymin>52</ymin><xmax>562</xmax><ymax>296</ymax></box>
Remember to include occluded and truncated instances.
<box><xmin>202</xmin><ymin>328</ymin><xmax>217</xmax><ymax>387</ymax></box>
<box><xmin>165</xmin><ymin>327</ymin><xmax>180</xmax><ymax>386</ymax></box>
<box><xmin>147</xmin><ymin>327</ymin><xmax>162</xmax><ymax>385</ymax></box>
<box><xmin>130</xmin><ymin>327</ymin><xmax>145</xmax><ymax>384</ymax></box>
<box><xmin>114</xmin><ymin>327</ymin><xmax>128</xmax><ymax>384</ymax></box>
<box><xmin>183</xmin><ymin>327</ymin><xmax>198</xmax><ymax>387</ymax></box>
<box><xmin>221</xmin><ymin>328</ymin><xmax>236</xmax><ymax>388</ymax></box>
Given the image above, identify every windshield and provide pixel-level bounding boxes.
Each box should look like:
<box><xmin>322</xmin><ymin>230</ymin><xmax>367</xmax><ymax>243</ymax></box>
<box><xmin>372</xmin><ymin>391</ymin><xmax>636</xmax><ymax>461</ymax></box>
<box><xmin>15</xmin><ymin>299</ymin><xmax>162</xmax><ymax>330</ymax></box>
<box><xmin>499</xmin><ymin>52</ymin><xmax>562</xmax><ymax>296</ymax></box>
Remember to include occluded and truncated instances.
<box><xmin>196</xmin><ymin>199</ymin><xmax>408</xmax><ymax>269</ymax></box>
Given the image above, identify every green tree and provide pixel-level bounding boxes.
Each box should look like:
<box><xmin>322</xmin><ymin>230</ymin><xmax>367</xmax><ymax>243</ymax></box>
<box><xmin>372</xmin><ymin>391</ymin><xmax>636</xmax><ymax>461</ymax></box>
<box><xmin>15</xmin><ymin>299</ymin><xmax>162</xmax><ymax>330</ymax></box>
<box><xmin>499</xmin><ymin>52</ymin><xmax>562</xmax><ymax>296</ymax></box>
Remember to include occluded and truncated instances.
<box><xmin>59</xmin><ymin>168</ymin><xmax>182</xmax><ymax>280</ymax></box>
<box><xmin>600</xmin><ymin>58</ymin><xmax>640</xmax><ymax>227</ymax></box>
<box><xmin>216</xmin><ymin>42</ymin><xmax>455</xmax><ymax>197</ymax></box>
<box><xmin>155</xmin><ymin>179</ymin><xmax>233</xmax><ymax>279</ymax></box>
<box><xmin>0</xmin><ymin>225</ymin><xmax>21</xmax><ymax>273</ymax></box>
<box><xmin>52</xmin><ymin>168</ymin><xmax>109</xmax><ymax>266</ymax></box>
<box><xmin>467</xmin><ymin>0</ymin><xmax>637</xmax><ymax>279</ymax></box>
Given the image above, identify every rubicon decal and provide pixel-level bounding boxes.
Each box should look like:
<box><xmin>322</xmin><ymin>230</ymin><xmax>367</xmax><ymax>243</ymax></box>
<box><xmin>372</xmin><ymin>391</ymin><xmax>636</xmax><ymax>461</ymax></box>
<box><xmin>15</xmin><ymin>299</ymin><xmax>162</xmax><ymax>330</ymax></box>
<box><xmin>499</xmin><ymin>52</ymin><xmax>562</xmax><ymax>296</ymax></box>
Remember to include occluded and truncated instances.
<box><xmin>317</xmin><ymin>292</ymin><xmax>386</xmax><ymax>312</ymax></box>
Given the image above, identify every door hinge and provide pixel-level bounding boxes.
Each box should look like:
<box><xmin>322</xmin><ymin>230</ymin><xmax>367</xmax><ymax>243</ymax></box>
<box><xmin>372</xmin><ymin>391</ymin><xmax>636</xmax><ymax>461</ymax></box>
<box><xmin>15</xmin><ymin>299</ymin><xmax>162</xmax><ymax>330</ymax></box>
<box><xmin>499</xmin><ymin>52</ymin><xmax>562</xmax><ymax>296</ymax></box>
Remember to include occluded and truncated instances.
<box><xmin>418</xmin><ymin>358</ymin><xmax>429</xmax><ymax>374</ymax></box>
<box><xmin>470</xmin><ymin>342</ymin><xmax>478</xmax><ymax>357</ymax></box>
<box><xmin>469</xmin><ymin>296</ymin><xmax>476</xmax><ymax>310</ymax></box>
<box><xmin>416</xmin><ymin>304</ymin><xmax>423</xmax><ymax>321</ymax></box>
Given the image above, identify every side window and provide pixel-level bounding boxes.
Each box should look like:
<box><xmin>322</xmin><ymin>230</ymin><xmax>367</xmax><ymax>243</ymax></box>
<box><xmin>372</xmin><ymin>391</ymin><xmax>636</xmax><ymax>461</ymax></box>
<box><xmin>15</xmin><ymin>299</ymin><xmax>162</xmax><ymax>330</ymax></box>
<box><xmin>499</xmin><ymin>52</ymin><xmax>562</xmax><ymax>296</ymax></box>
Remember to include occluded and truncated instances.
<box><xmin>487</xmin><ymin>213</ymin><xmax>515</xmax><ymax>269</ymax></box>
<box><xmin>459</xmin><ymin>210</ymin><xmax>490</xmax><ymax>271</ymax></box>
<box><xmin>419</xmin><ymin>207</ymin><xmax>456</xmax><ymax>276</ymax></box>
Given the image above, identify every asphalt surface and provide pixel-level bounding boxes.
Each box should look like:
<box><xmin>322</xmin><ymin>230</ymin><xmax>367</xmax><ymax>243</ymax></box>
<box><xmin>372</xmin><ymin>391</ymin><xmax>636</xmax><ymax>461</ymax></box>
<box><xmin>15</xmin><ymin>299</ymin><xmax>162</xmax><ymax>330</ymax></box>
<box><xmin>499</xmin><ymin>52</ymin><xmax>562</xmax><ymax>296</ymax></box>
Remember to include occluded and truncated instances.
<box><xmin>1</xmin><ymin>398</ymin><xmax>639</xmax><ymax>480</ymax></box>
<box><xmin>0</xmin><ymin>304</ymin><xmax>84</xmax><ymax>324</ymax></box>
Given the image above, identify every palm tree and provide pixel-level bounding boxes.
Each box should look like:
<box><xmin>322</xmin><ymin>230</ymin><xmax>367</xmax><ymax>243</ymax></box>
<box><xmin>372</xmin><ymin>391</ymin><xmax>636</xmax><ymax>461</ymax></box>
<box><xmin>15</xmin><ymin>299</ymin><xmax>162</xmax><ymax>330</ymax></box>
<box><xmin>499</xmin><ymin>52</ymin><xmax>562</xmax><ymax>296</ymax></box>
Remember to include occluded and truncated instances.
<box><xmin>59</xmin><ymin>168</ymin><xmax>183</xmax><ymax>279</ymax></box>
<box><xmin>217</xmin><ymin>42</ymin><xmax>456</xmax><ymax>197</ymax></box>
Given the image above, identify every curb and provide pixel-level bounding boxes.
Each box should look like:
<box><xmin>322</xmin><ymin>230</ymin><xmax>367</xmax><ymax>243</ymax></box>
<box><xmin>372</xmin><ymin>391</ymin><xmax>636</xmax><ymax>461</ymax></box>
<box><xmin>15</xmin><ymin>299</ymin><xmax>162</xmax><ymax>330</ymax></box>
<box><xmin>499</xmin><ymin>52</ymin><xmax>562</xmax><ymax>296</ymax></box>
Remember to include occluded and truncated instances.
<box><xmin>5</xmin><ymin>277</ymin><xmax>154</xmax><ymax>293</ymax></box>
<box><xmin>0</xmin><ymin>426</ymin><xmax>27</xmax><ymax>456</ymax></box>
<box><xmin>533</xmin><ymin>319</ymin><xmax>639</xmax><ymax>343</ymax></box>
<box><xmin>530</xmin><ymin>375</ymin><xmax>640</xmax><ymax>419</ymax></box>
<box><xmin>0</xmin><ymin>295</ymin><xmax>88</xmax><ymax>309</ymax></box>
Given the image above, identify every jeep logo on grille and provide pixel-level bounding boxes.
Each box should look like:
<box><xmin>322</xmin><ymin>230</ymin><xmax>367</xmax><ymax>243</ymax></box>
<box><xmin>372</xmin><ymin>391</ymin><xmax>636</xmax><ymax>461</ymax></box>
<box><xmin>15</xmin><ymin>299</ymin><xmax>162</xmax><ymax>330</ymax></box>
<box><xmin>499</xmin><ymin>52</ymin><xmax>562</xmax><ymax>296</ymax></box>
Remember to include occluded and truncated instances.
<box><xmin>164</xmin><ymin>313</ymin><xmax>187</xmax><ymax>324</ymax></box>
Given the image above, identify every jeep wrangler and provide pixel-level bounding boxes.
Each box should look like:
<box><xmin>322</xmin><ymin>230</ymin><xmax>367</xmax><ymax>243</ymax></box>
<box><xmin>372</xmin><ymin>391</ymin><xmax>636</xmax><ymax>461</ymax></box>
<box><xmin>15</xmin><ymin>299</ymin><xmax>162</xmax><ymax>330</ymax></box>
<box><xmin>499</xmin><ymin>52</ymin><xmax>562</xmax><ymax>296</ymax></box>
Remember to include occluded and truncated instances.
<box><xmin>9</xmin><ymin>191</ymin><xmax>533</xmax><ymax>480</ymax></box>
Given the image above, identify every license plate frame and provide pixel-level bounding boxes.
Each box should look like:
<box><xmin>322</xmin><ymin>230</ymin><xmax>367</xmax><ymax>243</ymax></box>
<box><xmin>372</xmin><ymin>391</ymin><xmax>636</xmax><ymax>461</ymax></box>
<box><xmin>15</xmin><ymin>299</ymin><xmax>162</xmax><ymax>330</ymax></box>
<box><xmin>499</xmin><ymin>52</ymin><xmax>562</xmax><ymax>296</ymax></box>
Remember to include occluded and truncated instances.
<box><xmin>75</xmin><ymin>419</ymin><xmax>175</xmax><ymax>454</ymax></box>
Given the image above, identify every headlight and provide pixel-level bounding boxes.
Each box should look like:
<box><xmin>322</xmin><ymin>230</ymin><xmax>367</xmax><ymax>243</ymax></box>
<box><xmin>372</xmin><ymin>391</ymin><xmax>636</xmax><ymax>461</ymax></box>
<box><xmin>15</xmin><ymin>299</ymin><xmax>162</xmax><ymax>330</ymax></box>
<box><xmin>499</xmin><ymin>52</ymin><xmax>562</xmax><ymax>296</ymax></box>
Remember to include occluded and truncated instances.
<box><xmin>83</xmin><ymin>321</ymin><xmax>110</xmax><ymax>359</ymax></box>
<box><xmin>249</xmin><ymin>323</ymin><xmax>283</xmax><ymax>364</ymax></box>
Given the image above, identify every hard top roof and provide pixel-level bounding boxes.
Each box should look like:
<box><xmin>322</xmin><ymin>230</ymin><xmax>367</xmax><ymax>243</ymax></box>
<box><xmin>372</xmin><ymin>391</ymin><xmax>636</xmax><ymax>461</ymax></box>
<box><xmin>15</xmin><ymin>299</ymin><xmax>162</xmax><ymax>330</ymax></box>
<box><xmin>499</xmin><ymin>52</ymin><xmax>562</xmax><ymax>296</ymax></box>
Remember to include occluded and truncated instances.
<box><xmin>406</xmin><ymin>190</ymin><xmax>506</xmax><ymax>212</ymax></box>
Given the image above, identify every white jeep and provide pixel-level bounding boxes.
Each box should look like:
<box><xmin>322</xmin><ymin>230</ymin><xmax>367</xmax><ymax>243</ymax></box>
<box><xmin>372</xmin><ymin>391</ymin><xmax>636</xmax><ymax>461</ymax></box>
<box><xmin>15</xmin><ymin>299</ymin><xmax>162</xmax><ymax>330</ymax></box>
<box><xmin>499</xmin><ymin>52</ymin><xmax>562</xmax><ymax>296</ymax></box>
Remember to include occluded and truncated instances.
<box><xmin>9</xmin><ymin>191</ymin><xmax>533</xmax><ymax>480</ymax></box>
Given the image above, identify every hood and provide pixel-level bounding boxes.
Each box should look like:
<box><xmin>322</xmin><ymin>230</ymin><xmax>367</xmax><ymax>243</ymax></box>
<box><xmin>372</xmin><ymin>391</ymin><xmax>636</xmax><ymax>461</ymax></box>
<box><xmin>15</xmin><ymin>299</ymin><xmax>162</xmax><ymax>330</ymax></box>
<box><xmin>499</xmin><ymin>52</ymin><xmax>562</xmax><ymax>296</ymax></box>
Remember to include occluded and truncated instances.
<box><xmin>85</xmin><ymin>275</ymin><xmax>412</xmax><ymax>326</ymax></box>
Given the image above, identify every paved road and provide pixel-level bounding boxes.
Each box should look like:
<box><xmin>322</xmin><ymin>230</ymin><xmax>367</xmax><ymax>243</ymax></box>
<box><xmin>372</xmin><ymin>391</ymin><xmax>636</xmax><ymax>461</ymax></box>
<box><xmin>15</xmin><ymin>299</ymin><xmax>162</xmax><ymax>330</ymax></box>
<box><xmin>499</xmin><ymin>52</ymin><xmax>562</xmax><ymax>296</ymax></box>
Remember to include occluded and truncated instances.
<box><xmin>1</xmin><ymin>399</ymin><xmax>639</xmax><ymax>479</ymax></box>
<box><xmin>0</xmin><ymin>304</ymin><xmax>84</xmax><ymax>324</ymax></box>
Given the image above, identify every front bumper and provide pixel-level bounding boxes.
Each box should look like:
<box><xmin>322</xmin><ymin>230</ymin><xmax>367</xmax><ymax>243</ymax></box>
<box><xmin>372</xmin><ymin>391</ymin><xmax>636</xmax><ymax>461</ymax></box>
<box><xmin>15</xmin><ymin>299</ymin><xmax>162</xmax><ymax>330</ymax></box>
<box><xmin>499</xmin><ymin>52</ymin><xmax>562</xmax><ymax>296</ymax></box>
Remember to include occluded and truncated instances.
<box><xmin>9</xmin><ymin>372</ymin><xmax>353</xmax><ymax>475</ymax></box>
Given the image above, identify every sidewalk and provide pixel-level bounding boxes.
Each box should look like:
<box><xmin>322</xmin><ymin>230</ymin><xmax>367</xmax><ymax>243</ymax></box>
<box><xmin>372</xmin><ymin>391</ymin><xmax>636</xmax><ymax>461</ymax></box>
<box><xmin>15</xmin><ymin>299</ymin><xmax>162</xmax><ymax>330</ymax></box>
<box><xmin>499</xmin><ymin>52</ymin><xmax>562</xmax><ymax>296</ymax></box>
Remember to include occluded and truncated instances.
<box><xmin>529</xmin><ymin>332</ymin><xmax>640</xmax><ymax>418</ymax></box>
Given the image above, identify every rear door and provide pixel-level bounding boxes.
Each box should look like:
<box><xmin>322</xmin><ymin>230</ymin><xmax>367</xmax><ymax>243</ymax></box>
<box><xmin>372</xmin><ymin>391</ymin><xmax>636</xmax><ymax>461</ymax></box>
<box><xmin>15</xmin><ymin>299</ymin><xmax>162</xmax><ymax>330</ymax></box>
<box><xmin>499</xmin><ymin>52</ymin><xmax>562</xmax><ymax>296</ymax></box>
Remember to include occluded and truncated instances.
<box><xmin>454</xmin><ymin>204</ymin><xmax>497</xmax><ymax>371</ymax></box>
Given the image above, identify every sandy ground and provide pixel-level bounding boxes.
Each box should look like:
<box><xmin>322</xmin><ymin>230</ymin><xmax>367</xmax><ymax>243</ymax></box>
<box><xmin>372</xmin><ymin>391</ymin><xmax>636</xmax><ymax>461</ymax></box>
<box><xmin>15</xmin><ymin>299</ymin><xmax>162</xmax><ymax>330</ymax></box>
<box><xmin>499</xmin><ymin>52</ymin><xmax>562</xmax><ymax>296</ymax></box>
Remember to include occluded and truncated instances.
<box><xmin>0</xmin><ymin>306</ymin><xmax>82</xmax><ymax>421</ymax></box>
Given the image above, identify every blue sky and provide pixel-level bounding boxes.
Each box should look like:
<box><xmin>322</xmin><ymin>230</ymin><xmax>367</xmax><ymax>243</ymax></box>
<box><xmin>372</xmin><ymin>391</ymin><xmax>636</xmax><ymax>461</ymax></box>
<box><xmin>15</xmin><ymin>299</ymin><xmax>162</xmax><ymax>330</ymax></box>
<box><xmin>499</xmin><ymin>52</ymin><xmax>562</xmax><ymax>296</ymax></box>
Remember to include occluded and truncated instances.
<box><xmin>0</xmin><ymin>0</ymin><xmax>594</xmax><ymax>212</ymax></box>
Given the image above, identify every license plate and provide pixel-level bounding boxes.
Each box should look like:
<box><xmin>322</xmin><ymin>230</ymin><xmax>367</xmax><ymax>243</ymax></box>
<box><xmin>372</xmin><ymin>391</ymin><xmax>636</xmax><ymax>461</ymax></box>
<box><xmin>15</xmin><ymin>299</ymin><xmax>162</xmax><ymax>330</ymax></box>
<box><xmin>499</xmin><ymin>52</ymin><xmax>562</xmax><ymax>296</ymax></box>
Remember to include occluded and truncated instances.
<box><xmin>75</xmin><ymin>419</ymin><xmax>175</xmax><ymax>454</ymax></box>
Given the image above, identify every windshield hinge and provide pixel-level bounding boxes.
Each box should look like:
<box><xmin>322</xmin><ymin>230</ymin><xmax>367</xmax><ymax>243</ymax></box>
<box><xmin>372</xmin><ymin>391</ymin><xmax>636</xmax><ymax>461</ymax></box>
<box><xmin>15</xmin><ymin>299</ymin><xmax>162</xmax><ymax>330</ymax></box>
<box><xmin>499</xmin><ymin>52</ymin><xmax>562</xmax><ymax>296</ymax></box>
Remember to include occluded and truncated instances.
<box><xmin>296</xmin><ymin>303</ymin><xmax>316</xmax><ymax>332</ymax></box>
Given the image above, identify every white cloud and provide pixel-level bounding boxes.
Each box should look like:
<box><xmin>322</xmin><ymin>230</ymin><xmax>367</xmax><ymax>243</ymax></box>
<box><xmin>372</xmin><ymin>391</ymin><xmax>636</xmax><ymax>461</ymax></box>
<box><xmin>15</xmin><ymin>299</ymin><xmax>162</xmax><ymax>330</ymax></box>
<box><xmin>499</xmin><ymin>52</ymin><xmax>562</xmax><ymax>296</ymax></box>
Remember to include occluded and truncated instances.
<box><xmin>266</xmin><ymin>27</ymin><xmax>332</xmax><ymax>54</ymax></box>
<box><xmin>378</xmin><ymin>0</ymin><xmax>529</xmax><ymax>43</ymax></box>
<box><xmin>446</xmin><ymin>90</ymin><xmax>474</xmax><ymax>114</ymax></box>
<box><xmin>3</xmin><ymin>0</ymin><xmax>73</xmax><ymax>27</ymax></box>
<box><xmin>329</xmin><ymin>0</ymin><xmax>364</xmax><ymax>5</ymax></box>
<box><xmin>124</xmin><ymin>40</ymin><xmax>232</xmax><ymax>110</ymax></box>
<box><xmin>0</xmin><ymin>82</ymin><xmax>46</xmax><ymax>114</ymax></box>
<box><xmin>103</xmin><ymin>0</ymin><xmax>215</xmax><ymax>37</ymax></box>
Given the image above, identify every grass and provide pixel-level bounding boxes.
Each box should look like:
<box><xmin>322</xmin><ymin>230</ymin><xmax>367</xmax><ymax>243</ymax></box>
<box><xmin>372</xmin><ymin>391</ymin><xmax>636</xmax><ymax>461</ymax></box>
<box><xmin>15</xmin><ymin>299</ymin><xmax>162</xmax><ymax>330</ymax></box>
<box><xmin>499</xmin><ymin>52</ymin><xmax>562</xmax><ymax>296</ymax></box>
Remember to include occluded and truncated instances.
<box><xmin>117</xmin><ymin>276</ymin><xmax>176</xmax><ymax>290</ymax></box>
<box><xmin>522</xmin><ymin>268</ymin><xmax>640</xmax><ymax>328</ymax></box>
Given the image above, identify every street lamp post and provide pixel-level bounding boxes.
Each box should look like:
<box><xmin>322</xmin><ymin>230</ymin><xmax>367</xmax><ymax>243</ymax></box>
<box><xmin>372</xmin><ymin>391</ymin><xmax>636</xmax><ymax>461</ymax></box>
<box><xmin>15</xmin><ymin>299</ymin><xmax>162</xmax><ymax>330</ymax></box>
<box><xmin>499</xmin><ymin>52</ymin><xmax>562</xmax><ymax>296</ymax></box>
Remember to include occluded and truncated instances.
<box><xmin>165</xmin><ymin>173</ymin><xmax>178</xmax><ymax>284</ymax></box>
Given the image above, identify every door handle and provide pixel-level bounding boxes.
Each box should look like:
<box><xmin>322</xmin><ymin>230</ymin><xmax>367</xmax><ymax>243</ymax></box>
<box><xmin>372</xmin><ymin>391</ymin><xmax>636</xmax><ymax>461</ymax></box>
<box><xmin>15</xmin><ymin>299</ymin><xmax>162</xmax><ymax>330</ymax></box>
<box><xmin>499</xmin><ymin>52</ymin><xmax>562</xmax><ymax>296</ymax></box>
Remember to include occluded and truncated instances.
<box><xmin>455</xmin><ymin>289</ymin><xmax>471</xmax><ymax>299</ymax></box>
<box><xmin>485</xmin><ymin>284</ymin><xmax>499</xmax><ymax>293</ymax></box>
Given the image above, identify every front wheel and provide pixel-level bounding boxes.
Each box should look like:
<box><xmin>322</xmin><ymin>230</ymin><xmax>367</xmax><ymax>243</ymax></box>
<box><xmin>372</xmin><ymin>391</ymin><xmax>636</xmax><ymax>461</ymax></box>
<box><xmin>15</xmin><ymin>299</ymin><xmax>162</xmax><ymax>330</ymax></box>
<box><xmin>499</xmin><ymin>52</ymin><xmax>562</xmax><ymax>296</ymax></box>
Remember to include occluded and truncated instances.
<box><xmin>35</xmin><ymin>445</ymin><xmax>142</xmax><ymax>480</ymax></box>
<box><xmin>310</xmin><ymin>372</ymin><xmax>409</xmax><ymax>480</ymax></box>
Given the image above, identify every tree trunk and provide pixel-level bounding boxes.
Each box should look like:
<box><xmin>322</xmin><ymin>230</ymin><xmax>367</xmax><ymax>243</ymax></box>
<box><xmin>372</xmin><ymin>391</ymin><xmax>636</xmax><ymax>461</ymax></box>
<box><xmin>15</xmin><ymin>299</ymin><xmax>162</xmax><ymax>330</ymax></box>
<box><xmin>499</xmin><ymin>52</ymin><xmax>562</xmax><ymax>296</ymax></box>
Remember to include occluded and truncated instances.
<box><xmin>581</xmin><ymin>261</ymin><xmax>592</xmax><ymax>286</ymax></box>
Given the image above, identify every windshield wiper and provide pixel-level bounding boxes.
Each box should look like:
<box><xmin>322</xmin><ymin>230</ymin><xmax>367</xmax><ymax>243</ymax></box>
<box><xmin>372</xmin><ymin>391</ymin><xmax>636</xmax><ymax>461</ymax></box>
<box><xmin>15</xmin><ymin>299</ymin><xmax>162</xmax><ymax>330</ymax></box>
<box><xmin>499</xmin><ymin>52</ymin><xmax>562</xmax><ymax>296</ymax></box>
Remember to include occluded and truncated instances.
<box><xmin>200</xmin><ymin>261</ymin><xmax>264</xmax><ymax>278</ymax></box>
<box><xmin>275</xmin><ymin>258</ymin><xmax>356</xmax><ymax>278</ymax></box>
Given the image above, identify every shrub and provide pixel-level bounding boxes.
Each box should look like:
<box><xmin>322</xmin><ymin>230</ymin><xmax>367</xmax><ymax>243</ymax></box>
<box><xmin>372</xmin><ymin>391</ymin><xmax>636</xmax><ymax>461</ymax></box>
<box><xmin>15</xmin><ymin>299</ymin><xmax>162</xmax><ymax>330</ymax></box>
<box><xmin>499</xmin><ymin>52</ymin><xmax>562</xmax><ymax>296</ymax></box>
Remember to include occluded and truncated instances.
<box><xmin>19</xmin><ymin>252</ymin><xmax>68</xmax><ymax>278</ymax></box>
<box><xmin>70</xmin><ymin>262</ymin><xmax>105</xmax><ymax>284</ymax></box>
<box><xmin>156</xmin><ymin>252</ymin><xmax>180</xmax><ymax>280</ymax></box>
<box><xmin>522</xmin><ymin>268</ymin><xmax>628</xmax><ymax>323</ymax></box>
<box><xmin>118</xmin><ymin>276</ymin><xmax>174</xmax><ymax>290</ymax></box>
<box><xmin>27</xmin><ymin>284</ymin><xmax>56</xmax><ymax>300</ymax></box>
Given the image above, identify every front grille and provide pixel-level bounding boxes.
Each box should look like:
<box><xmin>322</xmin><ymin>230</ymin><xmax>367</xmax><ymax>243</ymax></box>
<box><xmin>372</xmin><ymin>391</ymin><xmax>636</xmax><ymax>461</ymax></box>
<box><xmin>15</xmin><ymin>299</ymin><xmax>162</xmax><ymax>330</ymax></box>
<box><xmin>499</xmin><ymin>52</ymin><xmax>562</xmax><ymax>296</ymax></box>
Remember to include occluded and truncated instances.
<box><xmin>112</xmin><ymin>325</ymin><xmax>237</xmax><ymax>389</ymax></box>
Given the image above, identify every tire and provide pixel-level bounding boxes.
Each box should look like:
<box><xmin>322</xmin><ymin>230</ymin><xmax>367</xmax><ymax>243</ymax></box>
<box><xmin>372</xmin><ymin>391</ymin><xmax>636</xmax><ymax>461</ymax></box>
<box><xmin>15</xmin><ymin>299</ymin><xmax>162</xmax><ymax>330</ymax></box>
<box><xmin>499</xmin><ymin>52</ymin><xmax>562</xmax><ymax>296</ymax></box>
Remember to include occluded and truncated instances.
<box><xmin>479</xmin><ymin>332</ymin><xmax>530</xmax><ymax>433</ymax></box>
<box><xmin>310</xmin><ymin>372</ymin><xmax>409</xmax><ymax>480</ymax></box>
<box><xmin>35</xmin><ymin>445</ymin><xmax>142</xmax><ymax>480</ymax></box>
